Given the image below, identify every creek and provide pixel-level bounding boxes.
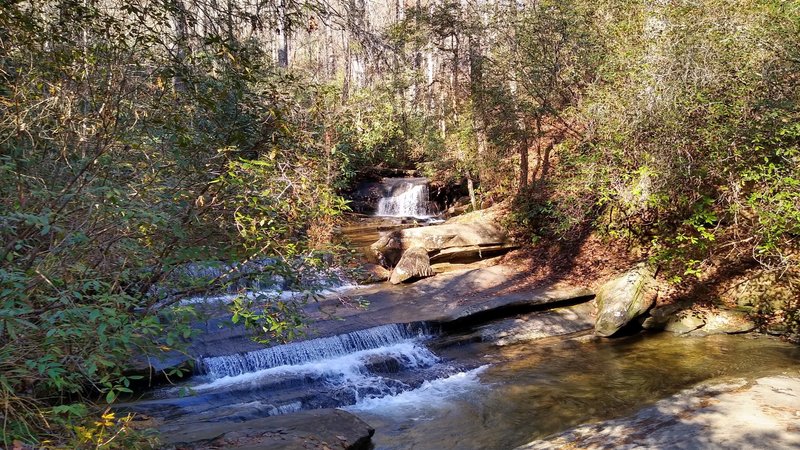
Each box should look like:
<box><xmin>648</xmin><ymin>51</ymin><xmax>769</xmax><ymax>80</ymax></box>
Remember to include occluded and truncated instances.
<box><xmin>130</xmin><ymin>177</ymin><xmax>800</xmax><ymax>449</ymax></box>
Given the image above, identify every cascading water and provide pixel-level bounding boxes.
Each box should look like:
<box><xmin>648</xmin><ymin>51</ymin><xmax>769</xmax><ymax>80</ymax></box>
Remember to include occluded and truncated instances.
<box><xmin>129</xmin><ymin>323</ymin><xmax>476</xmax><ymax>422</ymax></box>
<box><xmin>376</xmin><ymin>177</ymin><xmax>436</xmax><ymax>218</ymax></box>
<box><xmin>198</xmin><ymin>323</ymin><xmax>431</xmax><ymax>378</ymax></box>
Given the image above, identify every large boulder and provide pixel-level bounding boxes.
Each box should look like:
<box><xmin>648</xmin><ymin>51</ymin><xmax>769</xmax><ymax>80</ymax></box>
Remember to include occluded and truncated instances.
<box><xmin>595</xmin><ymin>263</ymin><xmax>658</xmax><ymax>337</ymax></box>
<box><xmin>643</xmin><ymin>305</ymin><xmax>755</xmax><ymax>335</ymax></box>
<box><xmin>389</xmin><ymin>247</ymin><xmax>434</xmax><ymax>284</ymax></box>
<box><xmin>371</xmin><ymin>220</ymin><xmax>514</xmax><ymax>266</ymax></box>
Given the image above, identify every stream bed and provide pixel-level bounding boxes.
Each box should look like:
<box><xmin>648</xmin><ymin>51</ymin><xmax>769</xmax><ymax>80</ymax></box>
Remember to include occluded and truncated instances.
<box><xmin>348</xmin><ymin>332</ymin><xmax>800</xmax><ymax>450</ymax></box>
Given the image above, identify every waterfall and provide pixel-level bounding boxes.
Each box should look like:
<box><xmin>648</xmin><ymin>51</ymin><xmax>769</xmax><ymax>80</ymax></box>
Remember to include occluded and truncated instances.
<box><xmin>376</xmin><ymin>177</ymin><xmax>435</xmax><ymax>218</ymax></box>
<box><xmin>135</xmin><ymin>322</ymin><xmax>484</xmax><ymax>423</ymax></box>
<box><xmin>198</xmin><ymin>323</ymin><xmax>430</xmax><ymax>379</ymax></box>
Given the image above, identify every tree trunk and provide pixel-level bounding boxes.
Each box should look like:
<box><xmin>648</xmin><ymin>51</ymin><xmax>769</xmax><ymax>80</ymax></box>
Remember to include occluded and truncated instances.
<box><xmin>519</xmin><ymin>130</ymin><xmax>529</xmax><ymax>191</ymax></box>
<box><xmin>539</xmin><ymin>116</ymin><xmax>551</xmax><ymax>179</ymax></box>
<box><xmin>171</xmin><ymin>0</ymin><xmax>190</xmax><ymax>93</ymax></box>
<box><xmin>277</xmin><ymin>0</ymin><xmax>289</xmax><ymax>67</ymax></box>
<box><xmin>467</xmin><ymin>175</ymin><xmax>478</xmax><ymax>211</ymax></box>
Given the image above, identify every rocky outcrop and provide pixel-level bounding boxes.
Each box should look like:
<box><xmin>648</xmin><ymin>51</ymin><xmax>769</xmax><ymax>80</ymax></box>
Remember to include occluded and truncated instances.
<box><xmin>518</xmin><ymin>376</ymin><xmax>800</xmax><ymax>450</ymax></box>
<box><xmin>476</xmin><ymin>302</ymin><xmax>596</xmax><ymax>346</ymax></box>
<box><xmin>595</xmin><ymin>263</ymin><xmax>658</xmax><ymax>337</ymax></box>
<box><xmin>389</xmin><ymin>247</ymin><xmax>434</xmax><ymax>284</ymax></box>
<box><xmin>161</xmin><ymin>408</ymin><xmax>374</xmax><ymax>450</ymax></box>
<box><xmin>371</xmin><ymin>219</ymin><xmax>514</xmax><ymax>267</ymax></box>
<box><xmin>642</xmin><ymin>305</ymin><xmax>755</xmax><ymax>335</ymax></box>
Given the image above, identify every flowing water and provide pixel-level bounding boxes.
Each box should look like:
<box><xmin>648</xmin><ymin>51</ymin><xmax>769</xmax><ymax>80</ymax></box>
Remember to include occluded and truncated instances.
<box><xmin>350</xmin><ymin>332</ymin><xmax>800</xmax><ymax>450</ymax></box>
<box><xmin>133</xmin><ymin>317</ymin><xmax>800</xmax><ymax>450</ymax></box>
<box><xmin>129</xmin><ymin>323</ymin><xmax>477</xmax><ymax>423</ymax></box>
<box><xmin>134</xmin><ymin>179</ymin><xmax>800</xmax><ymax>447</ymax></box>
<box><xmin>376</xmin><ymin>177</ymin><xmax>437</xmax><ymax>219</ymax></box>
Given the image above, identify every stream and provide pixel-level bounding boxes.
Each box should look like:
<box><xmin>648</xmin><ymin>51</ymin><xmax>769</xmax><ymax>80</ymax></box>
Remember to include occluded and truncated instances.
<box><xmin>353</xmin><ymin>332</ymin><xmax>800</xmax><ymax>449</ymax></box>
<box><xmin>131</xmin><ymin>177</ymin><xmax>800</xmax><ymax>449</ymax></box>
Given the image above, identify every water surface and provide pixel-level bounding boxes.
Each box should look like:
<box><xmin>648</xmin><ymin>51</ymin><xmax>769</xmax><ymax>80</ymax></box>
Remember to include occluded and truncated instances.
<box><xmin>350</xmin><ymin>333</ymin><xmax>800</xmax><ymax>450</ymax></box>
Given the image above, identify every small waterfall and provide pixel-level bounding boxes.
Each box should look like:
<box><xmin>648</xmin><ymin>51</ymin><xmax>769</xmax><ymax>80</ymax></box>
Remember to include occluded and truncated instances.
<box><xmin>376</xmin><ymin>177</ymin><xmax>436</xmax><ymax>218</ymax></box>
<box><xmin>198</xmin><ymin>323</ymin><xmax>430</xmax><ymax>378</ymax></box>
<box><xmin>135</xmin><ymin>322</ymin><xmax>484</xmax><ymax>424</ymax></box>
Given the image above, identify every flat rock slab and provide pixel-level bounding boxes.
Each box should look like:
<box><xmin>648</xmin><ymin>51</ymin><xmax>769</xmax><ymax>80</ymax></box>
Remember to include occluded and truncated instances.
<box><xmin>162</xmin><ymin>408</ymin><xmax>374</xmax><ymax>450</ymax></box>
<box><xmin>480</xmin><ymin>302</ymin><xmax>596</xmax><ymax>346</ymax></box>
<box><xmin>146</xmin><ymin>266</ymin><xmax>594</xmax><ymax>372</ymax></box>
<box><xmin>518</xmin><ymin>376</ymin><xmax>800</xmax><ymax>450</ymax></box>
<box><xmin>306</xmin><ymin>265</ymin><xmax>594</xmax><ymax>337</ymax></box>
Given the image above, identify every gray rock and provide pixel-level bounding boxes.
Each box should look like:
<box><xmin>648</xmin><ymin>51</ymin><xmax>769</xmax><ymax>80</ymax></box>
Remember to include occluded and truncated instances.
<box><xmin>481</xmin><ymin>303</ymin><xmax>596</xmax><ymax>346</ymax></box>
<box><xmin>371</xmin><ymin>219</ymin><xmax>514</xmax><ymax>266</ymax></box>
<box><xmin>642</xmin><ymin>305</ymin><xmax>755</xmax><ymax>336</ymax></box>
<box><xmin>356</xmin><ymin>263</ymin><xmax>391</xmax><ymax>283</ymax></box>
<box><xmin>163</xmin><ymin>408</ymin><xmax>374</xmax><ymax>449</ymax></box>
<box><xmin>518</xmin><ymin>376</ymin><xmax>800</xmax><ymax>450</ymax></box>
<box><xmin>389</xmin><ymin>247</ymin><xmax>434</xmax><ymax>284</ymax></box>
<box><xmin>595</xmin><ymin>263</ymin><xmax>658</xmax><ymax>337</ymax></box>
<box><xmin>693</xmin><ymin>309</ymin><xmax>755</xmax><ymax>335</ymax></box>
<box><xmin>665</xmin><ymin>312</ymin><xmax>706</xmax><ymax>334</ymax></box>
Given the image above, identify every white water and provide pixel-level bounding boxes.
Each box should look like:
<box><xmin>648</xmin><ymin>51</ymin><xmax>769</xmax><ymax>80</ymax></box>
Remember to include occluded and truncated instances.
<box><xmin>198</xmin><ymin>323</ymin><xmax>430</xmax><ymax>378</ymax></box>
<box><xmin>345</xmin><ymin>365</ymin><xmax>489</xmax><ymax>415</ymax></box>
<box><xmin>376</xmin><ymin>178</ymin><xmax>435</xmax><ymax>218</ymax></box>
<box><xmin>177</xmin><ymin>283</ymin><xmax>363</xmax><ymax>307</ymax></box>
<box><xmin>191</xmin><ymin>341</ymin><xmax>440</xmax><ymax>395</ymax></box>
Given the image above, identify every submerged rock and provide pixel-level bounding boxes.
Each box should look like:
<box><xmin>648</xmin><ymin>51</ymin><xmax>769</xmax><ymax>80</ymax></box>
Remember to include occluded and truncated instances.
<box><xmin>389</xmin><ymin>246</ymin><xmax>434</xmax><ymax>284</ymax></box>
<box><xmin>595</xmin><ymin>263</ymin><xmax>658</xmax><ymax>337</ymax></box>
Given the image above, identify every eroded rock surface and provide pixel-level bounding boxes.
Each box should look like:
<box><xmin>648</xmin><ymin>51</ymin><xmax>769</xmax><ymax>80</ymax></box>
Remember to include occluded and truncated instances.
<box><xmin>389</xmin><ymin>246</ymin><xmax>434</xmax><ymax>284</ymax></box>
<box><xmin>595</xmin><ymin>263</ymin><xmax>658</xmax><ymax>337</ymax></box>
<box><xmin>161</xmin><ymin>408</ymin><xmax>374</xmax><ymax>450</ymax></box>
<box><xmin>518</xmin><ymin>376</ymin><xmax>800</xmax><ymax>450</ymax></box>
<box><xmin>371</xmin><ymin>220</ymin><xmax>515</xmax><ymax>267</ymax></box>
<box><xmin>642</xmin><ymin>305</ymin><xmax>756</xmax><ymax>335</ymax></box>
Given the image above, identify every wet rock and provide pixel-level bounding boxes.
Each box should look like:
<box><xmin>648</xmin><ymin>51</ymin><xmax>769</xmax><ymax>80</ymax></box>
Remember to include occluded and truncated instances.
<box><xmin>595</xmin><ymin>263</ymin><xmax>658</xmax><ymax>337</ymax></box>
<box><xmin>390</xmin><ymin>247</ymin><xmax>434</xmax><ymax>284</ymax></box>
<box><xmin>518</xmin><ymin>376</ymin><xmax>800</xmax><ymax>450</ymax></box>
<box><xmin>162</xmin><ymin>408</ymin><xmax>374</xmax><ymax>450</ymax></box>
<box><xmin>363</xmin><ymin>354</ymin><xmax>403</xmax><ymax>374</ymax></box>
<box><xmin>356</xmin><ymin>263</ymin><xmax>391</xmax><ymax>283</ymax></box>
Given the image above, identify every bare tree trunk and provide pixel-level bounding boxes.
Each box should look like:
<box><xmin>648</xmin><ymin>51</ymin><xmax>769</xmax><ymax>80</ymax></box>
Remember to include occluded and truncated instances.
<box><xmin>342</xmin><ymin>37</ymin><xmax>351</xmax><ymax>104</ymax></box>
<box><xmin>277</xmin><ymin>0</ymin><xmax>289</xmax><ymax>67</ymax></box>
<box><xmin>467</xmin><ymin>175</ymin><xmax>477</xmax><ymax>211</ymax></box>
<box><xmin>171</xmin><ymin>0</ymin><xmax>190</xmax><ymax>93</ymax></box>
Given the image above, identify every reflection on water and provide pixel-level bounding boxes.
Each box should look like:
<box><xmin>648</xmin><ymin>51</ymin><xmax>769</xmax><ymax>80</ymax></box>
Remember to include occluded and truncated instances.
<box><xmin>353</xmin><ymin>333</ymin><xmax>800</xmax><ymax>450</ymax></box>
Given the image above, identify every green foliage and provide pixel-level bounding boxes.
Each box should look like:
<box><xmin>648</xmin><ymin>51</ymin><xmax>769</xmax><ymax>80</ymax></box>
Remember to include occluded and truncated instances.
<box><xmin>0</xmin><ymin>0</ymin><xmax>349</xmax><ymax>446</ymax></box>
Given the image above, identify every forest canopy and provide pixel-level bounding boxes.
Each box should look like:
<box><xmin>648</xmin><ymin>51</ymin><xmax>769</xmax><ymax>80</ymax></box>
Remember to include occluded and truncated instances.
<box><xmin>1</xmin><ymin>0</ymin><xmax>798</xmax><ymax>447</ymax></box>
